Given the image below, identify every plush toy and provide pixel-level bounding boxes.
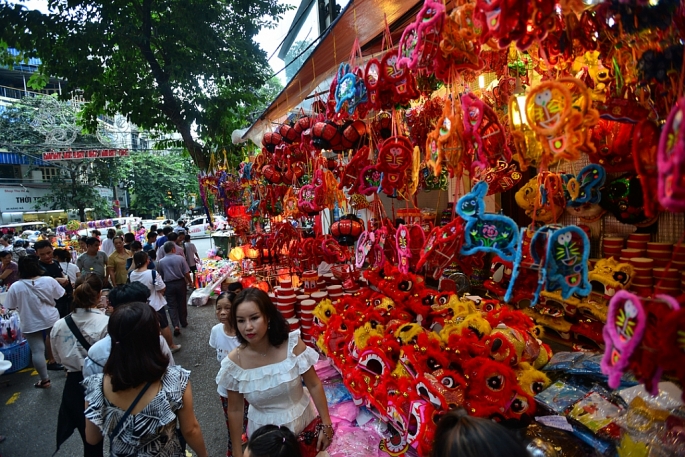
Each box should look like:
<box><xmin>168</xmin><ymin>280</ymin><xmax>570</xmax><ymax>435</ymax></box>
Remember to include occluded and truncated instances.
<box><xmin>629</xmin><ymin>294</ymin><xmax>680</xmax><ymax>395</ymax></box>
<box><xmin>397</xmin><ymin>0</ymin><xmax>445</xmax><ymax>72</ymax></box>
<box><xmin>415</xmin><ymin>217</ymin><xmax>466</xmax><ymax>279</ymax></box>
<box><xmin>415</xmin><ymin>370</ymin><xmax>466</xmax><ymax>411</ymax></box>
<box><xmin>601</xmin><ymin>291</ymin><xmax>648</xmax><ymax>390</ymax></box>
<box><xmin>588</xmin><ymin>257</ymin><xmax>634</xmax><ymax>301</ymax></box>
<box><xmin>462</xmin><ymin>356</ymin><xmax>519</xmax><ymax>420</ymax></box>
<box><xmin>658</xmin><ymin>307</ymin><xmax>685</xmax><ymax>401</ymax></box>
<box><xmin>632</xmin><ymin>119</ymin><xmax>662</xmax><ymax>218</ymax></box>
<box><xmin>562</xmin><ymin>164</ymin><xmax>607</xmax><ymax>222</ymax></box>
<box><xmin>456</xmin><ymin>181</ymin><xmax>520</xmax><ymax>261</ymax></box>
<box><xmin>439</xmin><ymin>313</ymin><xmax>493</xmax><ymax>344</ymax></box>
<box><xmin>657</xmin><ymin>98</ymin><xmax>685</xmax><ymax>212</ymax></box>
<box><xmin>600</xmin><ymin>174</ymin><xmax>658</xmax><ymax>227</ymax></box>
<box><xmin>533</xmin><ymin>225</ymin><xmax>592</xmax><ymax>301</ymax></box>
<box><xmin>407</xmin><ymin>397</ymin><xmax>440</xmax><ymax>457</ymax></box>
<box><xmin>399</xmin><ymin>331</ymin><xmax>449</xmax><ymax>379</ymax></box>
<box><xmin>514</xmin><ymin>172</ymin><xmax>567</xmax><ymax>223</ymax></box>
<box><xmin>515</xmin><ymin>362</ymin><xmax>551</xmax><ymax>397</ymax></box>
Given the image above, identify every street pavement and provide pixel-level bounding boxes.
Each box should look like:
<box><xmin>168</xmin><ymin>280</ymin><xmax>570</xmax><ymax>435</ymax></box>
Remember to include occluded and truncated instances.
<box><xmin>0</xmin><ymin>235</ymin><xmax>229</xmax><ymax>457</ymax></box>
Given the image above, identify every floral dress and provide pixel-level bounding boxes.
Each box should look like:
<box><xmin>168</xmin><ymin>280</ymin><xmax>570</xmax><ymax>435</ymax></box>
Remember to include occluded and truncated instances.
<box><xmin>216</xmin><ymin>330</ymin><xmax>319</xmax><ymax>436</ymax></box>
<box><xmin>83</xmin><ymin>365</ymin><xmax>189</xmax><ymax>456</ymax></box>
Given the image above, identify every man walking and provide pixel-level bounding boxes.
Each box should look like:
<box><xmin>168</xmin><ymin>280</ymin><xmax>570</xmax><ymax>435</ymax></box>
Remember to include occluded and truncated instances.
<box><xmin>184</xmin><ymin>234</ymin><xmax>200</xmax><ymax>287</ymax></box>
<box><xmin>157</xmin><ymin>241</ymin><xmax>192</xmax><ymax>336</ymax></box>
<box><xmin>107</xmin><ymin>237</ymin><xmax>131</xmax><ymax>287</ymax></box>
<box><xmin>76</xmin><ymin>237</ymin><xmax>108</xmax><ymax>283</ymax></box>
<box><xmin>34</xmin><ymin>240</ymin><xmax>73</xmax><ymax>319</ymax></box>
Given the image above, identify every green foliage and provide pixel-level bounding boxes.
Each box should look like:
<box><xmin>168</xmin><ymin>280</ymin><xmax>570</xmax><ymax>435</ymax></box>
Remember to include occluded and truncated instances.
<box><xmin>0</xmin><ymin>0</ymin><xmax>290</xmax><ymax>170</ymax></box>
<box><xmin>0</xmin><ymin>97</ymin><xmax>44</xmax><ymax>155</ymax></box>
<box><xmin>120</xmin><ymin>152</ymin><xmax>199</xmax><ymax>217</ymax></box>
<box><xmin>34</xmin><ymin>162</ymin><xmax>115</xmax><ymax>221</ymax></box>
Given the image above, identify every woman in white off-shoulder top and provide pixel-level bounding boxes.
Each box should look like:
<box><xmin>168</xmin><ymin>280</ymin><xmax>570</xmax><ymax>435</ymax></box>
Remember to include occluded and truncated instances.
<box><xmin>216</xmin><ymin>288</ymin><xmax>333</xmax><ymax>457</ymax></box>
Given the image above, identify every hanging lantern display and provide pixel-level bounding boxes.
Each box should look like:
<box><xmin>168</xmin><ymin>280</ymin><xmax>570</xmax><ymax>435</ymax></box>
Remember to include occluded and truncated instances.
<box><xmin>330</xmin><ymin>214</ymin><xmax>365</xmax><ymax>246</ymax></box>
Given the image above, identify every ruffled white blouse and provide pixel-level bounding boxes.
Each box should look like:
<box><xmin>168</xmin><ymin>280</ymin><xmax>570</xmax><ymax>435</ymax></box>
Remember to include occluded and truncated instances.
<box><xmin>216</xmin><ymin>330</ymin><xmax>319</xmax><ymax>436</ymax></box>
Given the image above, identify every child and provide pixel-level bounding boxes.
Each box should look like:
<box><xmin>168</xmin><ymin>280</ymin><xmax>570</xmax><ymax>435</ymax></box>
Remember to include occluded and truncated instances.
<box><xmin>210</xmin><ymin>291</ymin><xmax>249</xmax><ymax>457</ymax></box>
<box><xmin>245</xmin><ymin>425</ymin><xmax>301</xmax><ymax>457</ymax></box>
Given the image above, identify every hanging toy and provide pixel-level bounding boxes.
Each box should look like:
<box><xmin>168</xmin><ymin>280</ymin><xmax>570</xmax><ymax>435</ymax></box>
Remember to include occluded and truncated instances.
<box><xmin>377</xmin><ymin>136</ymin><xmax>414</xmax><ymax>193</ymax></box>
<box><xmin>600</xmin><ymin>174</ymin><xmax>658</xmax><ymax>227</ymax></box>
<box><xmin>461</xmin><ymin>93</ymin><xmax>512</xmax><ymax>185</ymax></box>
<box><xmin>562</xmin><ymin>164</ymin><xmax>607</xmax><ymax>222</ymax></box>
<box><xmin>633</xmin><ymin>119</ymin><xmax>662</xmax><ymax>218</ymax></box>
<box><xmin>515</xmin><ymin>172</ymin><xmax>566</xmax><ymax>224</ymax></box>
<box><xmin>425</xmin><ymin>96</ymin><xmax>463</xmax><ymax>176</ymax></box>
<box><xmin>455</xmin><ymin>181</ymin><xmax>519</xmax><ymax>261</ymax></box>
<box><xmin>509</xmin><ymin>95</ymin><xmax>546</xmax><ymax>171</ymax></box>
<box><xmin>657</xmin><ymin>98</ymin><xmax>685</xmax><ymax>212</ymax></box>
<box><xmin>533</xmin><ymin>225</ymin><xmax>592</xmax><ymax>300</ymax></box>
<box><xmin>397</xmin><ymin>0</ymin><xmax>445</xmax><ymax>72</ymax></box>
<box><xmin>524</xmin><ymin>79</ymin><xmax>598</xmax><ymax>166</ymax></box>
<box><xmin>395</xmin><ymin>224</ymin><xmax>412</xmax><ymax>274</ymax></box>
<box><xmin>601</xmin><ymin>291</ymin><xmax>648</xmax><ymax>390</ymax></box>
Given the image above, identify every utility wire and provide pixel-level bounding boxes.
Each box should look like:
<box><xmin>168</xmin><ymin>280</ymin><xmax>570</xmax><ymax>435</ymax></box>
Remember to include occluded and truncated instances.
<box><xmin>266</xmin><ymin>0</ymin><xmax>318</xmax><ymax>62</ymax></box>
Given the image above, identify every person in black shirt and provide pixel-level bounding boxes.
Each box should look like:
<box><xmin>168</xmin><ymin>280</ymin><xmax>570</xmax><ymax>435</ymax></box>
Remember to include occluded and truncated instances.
<box><xmin>34</xmin><ymin>240</ymin><xmax>73</xmax><ymax>318</ymax></box>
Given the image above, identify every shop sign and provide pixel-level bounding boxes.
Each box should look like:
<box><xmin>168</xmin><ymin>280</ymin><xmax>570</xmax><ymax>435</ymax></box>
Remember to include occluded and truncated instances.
<box><xmin>41</xmin><ymin>149</ymin><xmax>129</xmax><ymax>161</ymax></box>
<box><xmin>0</xmin><ymin>186</ymin><xmax>55</xmax><ymax>212</ymax></box>
<box><xmin>96</xmin><ymin>187</ymin><xmax>114</xmax><ymax>199</ymax></box>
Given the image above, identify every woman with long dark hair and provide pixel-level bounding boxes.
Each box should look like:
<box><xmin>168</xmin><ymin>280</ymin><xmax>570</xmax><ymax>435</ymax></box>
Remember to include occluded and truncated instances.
<box><xmin>50</xmin><ymin>274</ymin><xmax>109</xmax><ymax>456</ymax></box>
<box><xmin>83</xmin><ymin>302</ymin><xmax>208</xmax><ymax>457</ymax></box>
<box><xmin>217</xmin><ymin>288</ymin><xmax>333</xmax><ymax>457</ymax></box>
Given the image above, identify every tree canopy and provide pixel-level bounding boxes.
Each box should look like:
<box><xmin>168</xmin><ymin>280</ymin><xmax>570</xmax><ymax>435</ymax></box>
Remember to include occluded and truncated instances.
<box><xmin>121</xmin><ymin>152</ymin><xmax>199</xmax><ymax>218</ymax></box>
<box><xmin>0</xmin><ymin>0</ymin><xmax>289</xmax><ymax>170</ymax></box>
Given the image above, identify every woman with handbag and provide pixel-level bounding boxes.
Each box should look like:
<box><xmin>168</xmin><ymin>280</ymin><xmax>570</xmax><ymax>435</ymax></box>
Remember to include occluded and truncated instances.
<box><xmin>50</xmin><ymin>274</ymin><xmax>109</xmax><ymax>457</ymax></box>
<box><xmin>217</xmin><ymin>288</ymin><xmax>334</xmax><ymax>457</ymax></box>
<box><xmin>83</xmin><ymin>302</ymin><xmax>208</xmax><ymax>457</ymax></box>
<box><xmin>5</xmin><ymin>255</ymin><xmax>66</xmax><ymax>387</ymax></box>
<box><xmin>128</xmin><ymin>251</ymin><xmax>180</xmax><ymax>353</ymax></box>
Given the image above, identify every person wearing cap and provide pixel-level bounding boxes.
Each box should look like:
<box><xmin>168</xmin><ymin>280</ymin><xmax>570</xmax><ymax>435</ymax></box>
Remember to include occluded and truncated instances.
<box><xmin>11</xmin><ymin>239</ymin><xmax>27</xmax><ymax>263</ymax></box>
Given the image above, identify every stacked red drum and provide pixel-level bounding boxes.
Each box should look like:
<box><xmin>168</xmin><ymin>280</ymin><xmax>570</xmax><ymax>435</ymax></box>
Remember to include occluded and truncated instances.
<box><xmin>275</xmin><ymin>278</ymin><xmax>299</xmax><ymax>332</ymax></box>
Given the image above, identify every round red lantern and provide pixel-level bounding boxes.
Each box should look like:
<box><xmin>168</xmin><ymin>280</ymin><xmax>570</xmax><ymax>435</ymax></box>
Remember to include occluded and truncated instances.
<box><xmin>262</xmin><ymin>132</ymin><xmax>283</xmax><ymax>153</ymax></box>
<box><xmin>341</xmin><ymin>120</ymin><xmax>367</xmax><ymax>149</ymax></box>
<box><xmin>312</xmin><ymin>121</ymin><xmax>340</xmax><ymax>150</ymax></box>
<box><xmin>278</xmin><ymin>124</ymin><xmax>299</xmax><ymax>144</ymax></box>
<box><xmin>262</xmin><ymin>165</ymin><xmax>282</xmax><ymax>184</ymax></box>
<box><xmin>330</xmin><ymin>214</ymin><xmax>364</xmax><ymax>246</ymax></box>
<box><xmin>294</xmin><ymin>116</ymin><xmax>312</xmax><ymax>134</ymax></box>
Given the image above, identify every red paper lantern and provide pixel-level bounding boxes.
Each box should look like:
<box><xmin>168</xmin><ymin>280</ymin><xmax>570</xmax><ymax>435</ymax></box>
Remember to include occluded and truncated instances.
<box><xmin>341</xmin><ymin>120</ymin><xmax>367</xmax><ymax>149</ymax></box>
<box><xmin>330</xmin><ymin>214</ymin><xmax>364</xmax><ymax>246</ymax></box>
<box><xmin>278</xmin><ymin>124</ymin><xmax>299</xmax><ymax>144</ymax></box>
<box><xmin>261</xmin><ymin>132</ymin><xmax>283</xmax><ymax>153</ymax></box>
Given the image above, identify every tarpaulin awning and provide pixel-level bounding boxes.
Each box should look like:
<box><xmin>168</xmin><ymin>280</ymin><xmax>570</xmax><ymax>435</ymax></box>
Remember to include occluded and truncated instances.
<box><xmin>242</xmin><ymin>0</ymin><xmax>426</xmax><ymax>144</ymax></box>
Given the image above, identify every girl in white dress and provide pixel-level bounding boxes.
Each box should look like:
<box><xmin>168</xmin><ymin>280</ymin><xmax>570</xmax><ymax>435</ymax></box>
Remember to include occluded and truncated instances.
<box><xmin>216</xmin><ymin>288</ymin><xmax>333</xmax><ymax>457</ymax></box>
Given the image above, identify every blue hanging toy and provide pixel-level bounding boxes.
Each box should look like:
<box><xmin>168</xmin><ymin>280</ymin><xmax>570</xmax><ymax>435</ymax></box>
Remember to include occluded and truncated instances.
<box><xmin>455</xmin><ymin>181</ymin><xmax>520</xmax><ymax>261</ymax></box>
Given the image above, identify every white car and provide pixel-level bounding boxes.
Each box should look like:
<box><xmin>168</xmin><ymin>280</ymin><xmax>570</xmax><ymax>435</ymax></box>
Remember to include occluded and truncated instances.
<box><xmin>185</xmin><ymin>216</ymin><xmax>232</xmax><ymax>238</ymax></box>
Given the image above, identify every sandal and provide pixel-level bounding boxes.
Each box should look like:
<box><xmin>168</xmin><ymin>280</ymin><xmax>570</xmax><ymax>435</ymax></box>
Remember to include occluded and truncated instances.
<box><xmin>34</xmin><ymin>379</ymin><xmax>51</xmax><ymax>389</ymax></box>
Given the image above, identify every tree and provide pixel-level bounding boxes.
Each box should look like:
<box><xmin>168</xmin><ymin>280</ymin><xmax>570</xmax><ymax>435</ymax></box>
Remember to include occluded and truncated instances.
<box><xmin>284</xmin><ymin>39</ymin><xmax>315</xmax><ymax>82</ymax></box>
<box><xmin>0</xmin><ymin>0</ymin><xmax>290</xmax><ymax>170</ymax></box>
<box><xmin>34</xmin><ymin>162</ymin><xmax>116</xmax><ymax>221</ymax></box>
<box><xmin>0</xmin><ymin>95</ymin><xmax>122</xmax><ymax>221</ymax></box>
<box><xmin>120</xmin><ymin>152</ymin><xmax>199</xmax><ymax>218</ymax></box>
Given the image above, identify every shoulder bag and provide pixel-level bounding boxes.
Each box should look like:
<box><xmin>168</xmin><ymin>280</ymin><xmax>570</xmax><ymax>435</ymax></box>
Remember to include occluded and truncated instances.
<box><xmin>108</xmin><ymin>381</ymin><xmax>152</xmax><ymax>456</ymax></box>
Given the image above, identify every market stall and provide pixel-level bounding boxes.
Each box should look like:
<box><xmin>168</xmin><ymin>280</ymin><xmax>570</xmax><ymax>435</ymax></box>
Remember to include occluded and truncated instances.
<box><xmin>195</xmin><ymin>0</ymin><xmax>685</xmax><ymax>455</ymax></box>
